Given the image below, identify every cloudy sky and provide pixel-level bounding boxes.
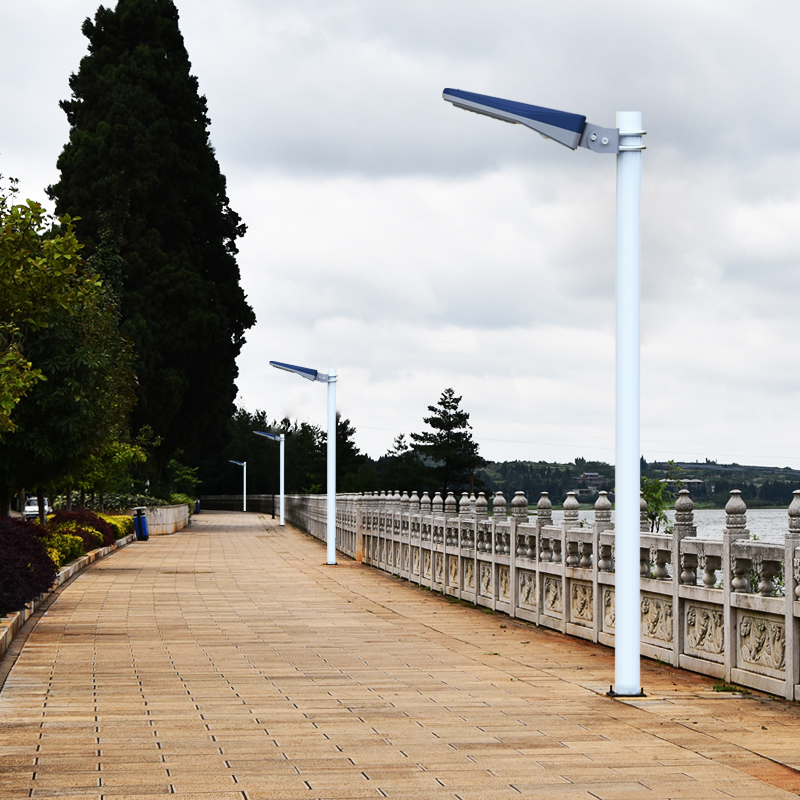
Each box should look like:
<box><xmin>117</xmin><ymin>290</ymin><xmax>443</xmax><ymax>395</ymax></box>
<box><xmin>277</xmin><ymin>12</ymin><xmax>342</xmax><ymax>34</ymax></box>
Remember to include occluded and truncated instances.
<box><xmin>4</xmin><ymin>0</ymin><xmax>800</xmax><ymax>468</ymax></box>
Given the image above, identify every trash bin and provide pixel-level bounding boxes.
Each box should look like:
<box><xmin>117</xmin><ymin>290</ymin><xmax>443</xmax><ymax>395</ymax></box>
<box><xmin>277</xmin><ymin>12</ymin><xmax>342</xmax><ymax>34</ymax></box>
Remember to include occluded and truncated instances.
<box><xmin>194</xmin><ymin>499</ymin><xmax>201</xmax><ymax>514</ymax></box>
<box><xmin>132</xmin><ymin>507</ymin><xmax>149</xmax><ymax>541</ymax></box>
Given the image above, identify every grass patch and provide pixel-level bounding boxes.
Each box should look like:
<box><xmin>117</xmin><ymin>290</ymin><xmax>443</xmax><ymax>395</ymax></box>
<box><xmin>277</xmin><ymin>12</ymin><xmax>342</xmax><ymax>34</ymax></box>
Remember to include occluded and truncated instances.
<box><xmin>713</xmin><ymin>680</ymin><xmax>750</xmax><ymax>694</ymax></box>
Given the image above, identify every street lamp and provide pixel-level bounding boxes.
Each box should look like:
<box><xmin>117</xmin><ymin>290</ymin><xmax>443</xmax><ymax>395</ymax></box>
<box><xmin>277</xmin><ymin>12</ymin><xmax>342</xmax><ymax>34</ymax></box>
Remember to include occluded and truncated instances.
<box><xmin>443</xmin><ymin>88</ymin><xmax>645</xmax><ymax>697</ymax></box>
<box><xmin>254</xmin><ymin>431</ymin><xmax>285</xmax><ymax>526</ymax></box>
<box><xmin>270</xmin><ymin>361</ymin><xmax>337</xmax><ymax>565</ymax></box>
<box><xmin>229</xmin><ymin>460</ymin><xmax>246</xmax><ymax>512</ymax></box>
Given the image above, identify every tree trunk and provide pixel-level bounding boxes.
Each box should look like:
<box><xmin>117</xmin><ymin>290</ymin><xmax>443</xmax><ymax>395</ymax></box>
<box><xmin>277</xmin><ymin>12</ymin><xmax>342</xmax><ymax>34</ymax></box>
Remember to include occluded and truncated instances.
<box><xmin>37</xmin><ymin>487</ymin><xmax>46</xmax><ymax>525</ymax></box>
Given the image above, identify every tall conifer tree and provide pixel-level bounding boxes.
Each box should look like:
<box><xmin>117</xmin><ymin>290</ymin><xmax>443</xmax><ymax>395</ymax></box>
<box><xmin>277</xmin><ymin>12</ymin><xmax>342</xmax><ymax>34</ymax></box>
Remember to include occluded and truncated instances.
<box><xmin>48</xmin><ymin>0</ymin><xmax>255</xmax><ymax>480</ymax></box>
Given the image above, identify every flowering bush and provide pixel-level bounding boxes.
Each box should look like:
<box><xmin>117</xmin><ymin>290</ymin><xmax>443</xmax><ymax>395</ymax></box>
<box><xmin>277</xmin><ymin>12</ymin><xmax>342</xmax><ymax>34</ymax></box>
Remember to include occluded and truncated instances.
<box><xmin>42</xmin><ymin>532</ymin><xmax>85</xmax><ymax>568</ymax></box>
<box><xmin>48</xmin><ymin>509</ymin><xmax>115</xmax><ymax>548</ymax></box>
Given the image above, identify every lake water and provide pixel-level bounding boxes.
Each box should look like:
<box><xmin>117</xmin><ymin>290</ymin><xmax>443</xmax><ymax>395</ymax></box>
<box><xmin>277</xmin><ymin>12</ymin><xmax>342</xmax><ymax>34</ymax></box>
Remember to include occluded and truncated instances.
<box><xmin>543</xmin><ymin>507</ymin><xmax>792</xmax><ymax>544</ymax></box>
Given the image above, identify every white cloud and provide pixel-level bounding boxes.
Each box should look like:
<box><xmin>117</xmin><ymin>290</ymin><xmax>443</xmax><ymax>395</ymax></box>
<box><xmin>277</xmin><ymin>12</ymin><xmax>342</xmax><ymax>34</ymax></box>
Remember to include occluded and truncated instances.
<box><xmin>4</xmin><ymin>0</ymin><xmax>800</xmax><ymax>470</ymax></box>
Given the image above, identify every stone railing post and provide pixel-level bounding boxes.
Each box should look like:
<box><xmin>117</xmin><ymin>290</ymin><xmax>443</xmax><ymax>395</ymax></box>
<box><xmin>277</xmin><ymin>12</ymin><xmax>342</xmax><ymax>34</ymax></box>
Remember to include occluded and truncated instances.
<box><xmin>355</xmin><ymin>493</ymin><xmax>363</xmax><ymax>563</ymax></box>
<box><xmin>670</xmin><ymin>488</ymin><xmax>696</xmax><ymax>665</ymax></box>
<box><xmin>593</xmin><ymin>491</ymin><xmax>613</xmax><ymax>638</ymax></box>
<box><xmin>640</xmin><ymin>491</ymin><xmax>649</xmax><ymax>532</ymax></box>
<box><xmin>431</xmin><ymin>491</ymin><xmax>443</xmax><ymax>515</ymax></box>
<box><xmin>420</xmin><ymin>491</ymin><xmax>431</xmax><ymax>515</ymax></box>
<box><xmin>785</xmin><ymin>490</ymin><xmax>800</xmax><ymax>700</ymax></box>
<box><xmin>723</xmin><ymin>489</ymin><xmax>750</xmax><ymax>682</ymax></box>
<box><xmin>509</xmin><ymin>491</ymin><xmax>528</xmax><ymax>614</ymax></box>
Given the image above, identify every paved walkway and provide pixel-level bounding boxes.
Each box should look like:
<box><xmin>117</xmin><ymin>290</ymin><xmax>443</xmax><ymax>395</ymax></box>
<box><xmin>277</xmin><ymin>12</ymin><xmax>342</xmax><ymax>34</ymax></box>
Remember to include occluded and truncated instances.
<box><xmin>2</xmin><ymin>512</ymin><xmax>800</xmax><ymax>800</ymax></box>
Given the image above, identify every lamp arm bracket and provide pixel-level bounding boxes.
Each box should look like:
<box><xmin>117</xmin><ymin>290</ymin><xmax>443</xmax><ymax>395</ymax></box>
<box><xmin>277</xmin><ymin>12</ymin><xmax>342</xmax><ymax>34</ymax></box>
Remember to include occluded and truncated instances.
<box><xmin>579</xmin><ymin>124</ymin><xmax>620</xmax><ymax>154</ymax></box>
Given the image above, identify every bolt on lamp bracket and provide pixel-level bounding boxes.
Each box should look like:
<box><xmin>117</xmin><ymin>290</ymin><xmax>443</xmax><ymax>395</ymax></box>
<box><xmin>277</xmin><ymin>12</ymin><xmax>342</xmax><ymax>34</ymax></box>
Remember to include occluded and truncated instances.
<box><xmin>579</xmin><ymin>125</ymin><xmax>647</xmax><ymax>155</ymax></box>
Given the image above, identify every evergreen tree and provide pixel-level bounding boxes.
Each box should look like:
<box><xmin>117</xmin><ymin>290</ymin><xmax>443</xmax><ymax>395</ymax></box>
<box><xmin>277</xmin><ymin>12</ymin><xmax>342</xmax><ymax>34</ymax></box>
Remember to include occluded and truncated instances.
<box><xmin>48</xmin><ymin>0</ymin><xmax>255</xmax><ymax>485</ymax></box>
<box><xmin>410</xmin><ymin>388</ymin><xmax>486</xmax><ymax>493</ymax></box>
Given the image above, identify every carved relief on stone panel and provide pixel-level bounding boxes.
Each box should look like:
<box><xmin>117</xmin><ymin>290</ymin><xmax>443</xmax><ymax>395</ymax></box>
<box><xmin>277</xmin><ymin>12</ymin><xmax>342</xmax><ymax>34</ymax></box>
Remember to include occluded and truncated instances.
<box><xmin>603</xmin><ymin>588</ymin><xmax>615</xmax><ymax>630</ymax></box>
<box><xmin>543</xmin><ymin>576</ymin><xmax>563</xmax><ymax>615</ymax></box>
<box><xmin>519</xmin><ymin>571</ymin><xmax>536</xmax><ymax>608</ymax></box>
<box><xmin>413</xmin><ymin>548</ymin><xmax>420</xmax><ymax>575</ymax></box>
<box><xmin>640</xmin><ymin>594</ymin><xmax>673</xmax><ymax>643</ymax></box>
<box><xmin>570</xmin><ymin>582</ymin><xmax>593</xmax><ymax>624</ymax></box>
<box><xmin>738</xmin><ymin>615</ymin><xmax>786</xmax><ymax>671</ymax></box>
<box><xmin>394</xmin><ymin>542</ymin><xmax>400</xmax><ymax>567</ymax></box>
<box><xmin>449</xmin><ymin>554</ymin><xmax>459</xmax><ymax>587</ymax></box>
<box><xmin>480</xmin><ymin>562</ymin><xmax>492</xmax><ymax>596</ymax></box>
<box><xmin>685</xmin><ymin>604</ymin><xmax>724</xmax><ymax>655</ymax></box>
<box><xmin>435</xmin><ymin>552</ymin><xmax>444</xmax><ymax>582</ymax></box>
<box><xmin>403</xmin><ymin>544</ymin><xmax>409</xmax><ymax>570</ymax></box>
<box><xmin>423</xmin><ymin>551</ymin><xmax>431</xmax><ymax>579</ymax></box>
<box><xmin>464</xmin><ymin>559</ymin><xmax>475</xmax><ymax>590</ymax></box>
<box><xmin>498</xmin><ymin>566</ymin><xmax>510</xmax><ymax>600</ymax></box>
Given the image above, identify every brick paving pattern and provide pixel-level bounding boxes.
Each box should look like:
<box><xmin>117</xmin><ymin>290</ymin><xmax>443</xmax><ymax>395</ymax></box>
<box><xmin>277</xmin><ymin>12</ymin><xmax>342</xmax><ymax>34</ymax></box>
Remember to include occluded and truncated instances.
<box><xmin>2</xmin><ymin>510</ymin><xmax>800</xmax><ymax>799</ymax></box>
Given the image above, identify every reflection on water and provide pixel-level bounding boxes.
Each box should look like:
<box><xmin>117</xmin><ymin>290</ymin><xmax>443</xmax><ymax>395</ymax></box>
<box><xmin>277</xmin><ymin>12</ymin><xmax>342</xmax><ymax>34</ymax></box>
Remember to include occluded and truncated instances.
<box><xmin>546</xmin><ymin>508</ymin><xmax>791</xmax><ymax>544</ymax></box>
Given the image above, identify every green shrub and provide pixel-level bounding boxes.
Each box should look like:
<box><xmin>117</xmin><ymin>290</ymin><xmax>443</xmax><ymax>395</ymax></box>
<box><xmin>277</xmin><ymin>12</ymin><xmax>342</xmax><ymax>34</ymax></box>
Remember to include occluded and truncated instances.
<box><xmin>169</xmin><ymin>493</ymin><xmax>196</xmax><ymax>517</ymax></box>
<box><xmin>42</xmin><ymin>533</ymin><xmax>86</xmax><ymax>568</ymax></box>
<box><xmin>99</xmin><ymin>513</ymin><xmax>133</xmax><ymax>539</ymax></box>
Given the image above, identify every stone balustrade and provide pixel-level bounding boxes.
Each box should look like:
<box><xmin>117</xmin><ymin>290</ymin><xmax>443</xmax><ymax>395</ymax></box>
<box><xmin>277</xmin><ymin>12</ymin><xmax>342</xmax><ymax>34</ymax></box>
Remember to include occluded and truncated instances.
<box><xmin>280</xmin><ymin>487</ymin><xmax>800</xmax><ymax>701</ymax></box>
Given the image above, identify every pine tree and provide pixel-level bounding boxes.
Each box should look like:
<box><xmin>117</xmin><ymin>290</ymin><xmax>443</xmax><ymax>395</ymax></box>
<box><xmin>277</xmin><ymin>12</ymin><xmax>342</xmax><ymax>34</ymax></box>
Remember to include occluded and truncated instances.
<box><xmin>410</xmin><ymin>388</ymin><xmax>486</xmax><ymax>493</ymax></box>
<box><xmin>48</xmin><ymin>0</ymin><xmax>255</xmax><ymax>485</ymax></box>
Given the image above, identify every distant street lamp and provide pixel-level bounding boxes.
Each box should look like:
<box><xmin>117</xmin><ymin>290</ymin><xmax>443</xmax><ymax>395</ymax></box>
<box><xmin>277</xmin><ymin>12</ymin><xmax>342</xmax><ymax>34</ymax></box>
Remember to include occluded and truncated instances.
<box><xmin>270</xmin><ymin>361</ymin><xmax>337</xmax><ymax>565</ymax></box>
<box><xmin>254</xmin><ymin>431</ymin><xmax>285</xmax><ymax>526</ymax></box>
<box><xmin>229</xmin><ymin>460</ymin><xmax>246</xmax><ymax>512</ymax></box>
<box><xmin>443</xmin><ymin>88</ymin><xmax>646</xmax><ymax>697</ymax></box>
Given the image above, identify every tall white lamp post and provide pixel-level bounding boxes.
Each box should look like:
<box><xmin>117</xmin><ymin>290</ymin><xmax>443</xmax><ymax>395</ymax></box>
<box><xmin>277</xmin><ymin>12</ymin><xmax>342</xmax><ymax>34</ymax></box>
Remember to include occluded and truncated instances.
<box><xmin>270</xmin><ymin>361</ymin><xmax>337</xmax><ymax>565</ymax></box>
<box><xmin>443</xmin><ymin>89</ymin><xmax>645</xmax><ymax>696</ymax></box>
<box><xmin>254</xmin><ymin>431</ymin><xmax>285</xmax><ymax>526</ymax></box>
<box><xmin>229</xmin><ymin>460</ymin><xmax>246</xmax><ymax>512</ymax></box>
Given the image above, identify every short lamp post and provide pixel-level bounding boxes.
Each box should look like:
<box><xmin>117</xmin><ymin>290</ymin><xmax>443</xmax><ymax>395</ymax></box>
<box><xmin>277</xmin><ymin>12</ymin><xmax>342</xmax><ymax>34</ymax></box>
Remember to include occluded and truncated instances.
<box><xmin>443</xmin><ymin>88</ymin><xmax>646</xmax><ymax>697</ymax></box>
<box><xmin>270</xmin><ymin>361</ymin><xmax>337</xmax><ymax>565</ymax></box>
<box><xmin>229</xmin><ymin>460</ymin><xmax>246</xmax><ymax>512</ymax></box>
<box><xmin>254</xmin><ymin>431</ymin><xmax>285</xmax><ymax>526</ymax></box>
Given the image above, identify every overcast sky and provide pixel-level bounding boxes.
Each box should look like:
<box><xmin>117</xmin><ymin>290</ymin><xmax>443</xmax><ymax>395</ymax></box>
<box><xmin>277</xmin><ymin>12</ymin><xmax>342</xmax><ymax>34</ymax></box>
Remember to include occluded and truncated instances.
<box><xmin>4</xmin><ymin>0</ymin><xmax>800</xmax><ymax>469</ymax></box>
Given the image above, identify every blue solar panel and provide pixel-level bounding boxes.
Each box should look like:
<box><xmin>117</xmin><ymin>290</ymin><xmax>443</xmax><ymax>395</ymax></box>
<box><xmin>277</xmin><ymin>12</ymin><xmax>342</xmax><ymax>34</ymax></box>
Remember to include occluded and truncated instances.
<box><xmin>270</xmin><ymin>361</ymin><xmax>318</xmax><ymax>381</ymax></box>
<box><xmin>443</xmin><ymin>89</ymin><xmax>585</xmax><ymax>133</ymax></box>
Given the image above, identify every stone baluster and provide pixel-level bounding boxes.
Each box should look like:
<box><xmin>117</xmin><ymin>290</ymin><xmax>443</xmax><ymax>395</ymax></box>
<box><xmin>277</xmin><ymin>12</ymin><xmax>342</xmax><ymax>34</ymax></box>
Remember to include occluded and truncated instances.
<box><xmin>597</xmin><ymin>543</ymin><xmax>614</xmax><ymax>572</ymax></box>
<box><xmin>444</xmin><ymin>491</ymin><xmax>458</xmax><ymax>518</ymax></box>
<box><xmin>594</xmin><ymin>491</ymin><xmax>612</xmax><ymax>532</ymax></box>
<box><xmin>432</xmin><ymin>491</ymin><xmax>443</xmax><ymax>514</ymax></box>
<box><xmin>565</xmin><ymin>541</ymin><xmax>580</xmax><ymax>567</ymax></box>
<box><xmin>700</xmin><ymin>552</ymin><xmax>720</xmax><ymax>588</ymax></box>
<box><xmin>579</xmin><ymin>541</ymin><xmax>592</xmax><ymax>568</ymax></box>
<box><xmin>640</xmin><ymin>547</ymin><xmax>652</xmax><ymax>578</ymax></box>
<box><xmin>757</xmin><ymin>559</ymin><xmax>781</xmax><ymax>596</ymax></box>
<box><xmin>679</xmin><ymin>553</ymin><xmax>698</xmax><ymax>585</ymax></box>
<box><xmin>459</xmin><ymin>492</ymin><xmax>471</xmax><ymax>518</ymax></box>
<box><xmin>409</xmin><ymin>490</ymin><xmax>420</xmax><ymax>512</ymax></box>
<box><xmin>654</xmin><ymin>549</ymin><xmax>671</xmax><ymax>580</ymax></box>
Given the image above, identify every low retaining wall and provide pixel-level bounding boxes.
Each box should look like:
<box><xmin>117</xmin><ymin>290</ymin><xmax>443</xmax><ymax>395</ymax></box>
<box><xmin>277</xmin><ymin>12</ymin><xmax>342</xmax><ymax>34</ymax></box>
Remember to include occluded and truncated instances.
<box><xmin>0</xmin><ymin>533</ymin><xmax>136</xmax><ymax>665</ymax></box>
<box><xmin>201</xmin><ymin>494</ymin><xmax>278</xmax><ymax>515</ymax></box>
<box><xmin>146</xmin><ymin>504</ymin><xmax>190</xmax><ymax>535</ymax></box>
<box><xmin>283</xmin><ymin>488</ymin><xmax>800</xmax><ymax>702</ymax></box>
